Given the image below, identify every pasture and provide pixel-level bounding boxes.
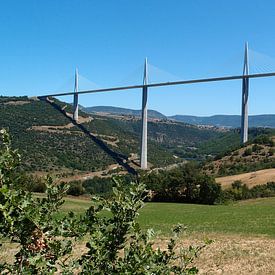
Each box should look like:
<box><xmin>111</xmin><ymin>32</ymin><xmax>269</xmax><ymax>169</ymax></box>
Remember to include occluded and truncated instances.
<box><xmin>60</xmin><ymin>196</ymin><xmax>275</xmax><ymax>238</ymax></box>
<box><xmin>2</xmin><ymin>196</ymin><xmax>275</xmax><ymax>273</ymax></box>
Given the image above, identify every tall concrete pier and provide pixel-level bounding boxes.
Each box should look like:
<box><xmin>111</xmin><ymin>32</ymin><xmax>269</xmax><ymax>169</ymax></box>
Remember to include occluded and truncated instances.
<box><xmin>241</xmin><ymin>42</ymin><xmax>249</xmax><ymax>144</ymax></box>
<box><xmin>140</xmin><ymin>58</ymin><xmax>148</xmax><ymax>169</ymax></box>
<box><xmin>73</xmin><ymin>68</ymin><xmax>79</xmax><ymax>122</ymax></box>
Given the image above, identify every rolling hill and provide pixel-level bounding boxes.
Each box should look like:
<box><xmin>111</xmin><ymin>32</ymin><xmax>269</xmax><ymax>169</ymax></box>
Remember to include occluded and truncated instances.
<box><xmin>82</xmin><ymin>106</ymin><xmax>167</xmax><ymax>119</ymax></box>
<box><xmin>82</xmin><ymin>106</ymin><xmax>275</xmax><ymax>128</ymax></box>
<box><xmin>0</xmin><ymin>96</ymin><xmax>234</xmax><ymax>181</ymax></box>
<box><xmin>202</xmin><ymin>133</ymin><xmax>275</xmax><ymax>178</ymax></box>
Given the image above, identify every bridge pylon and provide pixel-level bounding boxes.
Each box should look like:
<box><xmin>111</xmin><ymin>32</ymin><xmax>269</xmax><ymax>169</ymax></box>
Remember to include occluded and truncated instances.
<box><xmin>73</xmin><ymin>68</ymin><xmax>79</xmax><ymax>122</ymax></box>
<box><xmin>241</xmin><ymin>42</ymin><xmax>249</xmax><ymax>144</ymax></box>
<box><xmin>140</xmin><ymin>58</ymin><xmax>148</xmax><ymax>169</ymax></box>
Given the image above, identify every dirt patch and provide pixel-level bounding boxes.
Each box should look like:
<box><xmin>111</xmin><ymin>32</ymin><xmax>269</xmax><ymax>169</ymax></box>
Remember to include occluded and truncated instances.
<box><xmin>216</xmin><ymin>168</ymin><xmax>275</xmax><ymax>188</ymax></box>
<box><xmin>59</xmin><ymin>164</ymin><xmax>127</xmax><ymax>182</ymax></box>
<box><xmin>30</xmin><ymin>116</ymin><xmax>93</xmax><ymax>132</ymax></box>
<box><xmin>29</xmin><ymin>115</ymin><xmax>121</xmax><ymax>147</ymax></box>
<box><xmin>195</xmin><ymin>234</ymin><xmax>275</xmax><ymax>274</ymax></box>
<box><xmin>3</xmin><ymin>100</ymin><xmax>30</xmax><ymax>106</ymax></box>
<box><xmin>1</xmin><ymin>233</ymin><xmax>275</xmax><ymax>273</ymax></box>
<box><xmin>154</xmin><ymin>233</ymin><xmax>275</xmax><ymax>274</ymax></box>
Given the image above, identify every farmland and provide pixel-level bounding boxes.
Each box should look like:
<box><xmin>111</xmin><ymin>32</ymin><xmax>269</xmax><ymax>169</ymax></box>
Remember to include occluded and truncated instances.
<box><xmin>2</xmin><ymin>195</ymin><xmax>274</xmax><ymax>274</ymax></box>
<box><xmin>59</xmin><ymin>196</ymin><xmax>275</xmax><ymax>237</ymax></box>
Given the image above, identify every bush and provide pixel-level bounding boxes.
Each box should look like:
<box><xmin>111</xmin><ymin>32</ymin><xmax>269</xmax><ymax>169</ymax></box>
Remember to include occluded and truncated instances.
<box><xmin>143</xmin><ymin>163</ymin><xmax>222</xmax><ymax>204</ymax></box>
<box><xmin>0</xmin><ymin>129</ymin><xmax>207</xmax><ymax>274</ymax></box>
<box><xmin>199</xmin><ymin>179</ymin><xmax>222</xmax><ymax>204</ymax></box>
<box><xmin>222</xmin><ymin>181</ymin><xmax>275</xmax><ymax>201</ymax></box>
<box><xmin>67</xmin><ymin>181</ymin><xmax>85</xmax><ymax>196</ymax></box>
<box><xmin>243</xmin><ymin>148</ymin><xmax>252</xmax><ymax>157</ymax></box>
<box><xmin>253</xmin><ymin>134</ymin><xmax>274</xmax><ymax>146</ymax></box>
<box><xmin>252</xmin><ymin>144</ymin><xmax>263</xmax><ymax>153</ymax></box>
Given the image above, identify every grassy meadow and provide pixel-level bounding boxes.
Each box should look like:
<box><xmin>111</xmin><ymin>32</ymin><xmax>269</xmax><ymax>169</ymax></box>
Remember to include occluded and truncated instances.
<box><xmin>60</xmin><ymin>196</ymin><xmax>275</xmax><ymax>238</ymax></box>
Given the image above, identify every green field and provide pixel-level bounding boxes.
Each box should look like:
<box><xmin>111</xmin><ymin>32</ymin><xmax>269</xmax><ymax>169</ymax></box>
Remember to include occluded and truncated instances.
<box><xmin>60</xmin><ymin>196</ymin><xmax>275</xmax><ymax>237</ymax></box>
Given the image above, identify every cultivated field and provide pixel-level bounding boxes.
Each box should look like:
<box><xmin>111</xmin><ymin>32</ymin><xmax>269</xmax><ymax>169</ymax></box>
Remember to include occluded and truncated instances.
<box><xmin>216</xmin><ymin>168</ymin><xmax>275</xmax><ymax>188</ymax></box>
<box><xmin>2</xmin><ymin>196</ymin><xmax>275</xmax><ymax>274</ymax></box>
<box><xmin>62</xmin><ymin>196</ymin><xmax>275</xmax><ymax>273</ymax></box>
<box><xmin>59</xmin><ymin>196</ymin><xmax>275</xmax><ymax>237</ymax></box>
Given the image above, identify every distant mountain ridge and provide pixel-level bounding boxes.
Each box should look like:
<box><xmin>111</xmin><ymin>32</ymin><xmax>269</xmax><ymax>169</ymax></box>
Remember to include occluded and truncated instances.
<box><xmin>82</xmin><ymin>106</ymin><xmax>167</xmax><ymax>119</ymax></box>
<box><xmin>170</xmin><ymin>114</ymin><xmax>275</xmax><ymax>128</ymax></box>
<box><xmin>82</xmin><ymin>106</ymin><xmax>275</xmax><ymax>128</ymax></box>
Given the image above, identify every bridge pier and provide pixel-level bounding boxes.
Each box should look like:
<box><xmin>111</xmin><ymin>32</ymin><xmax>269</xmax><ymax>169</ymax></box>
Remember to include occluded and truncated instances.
<box><xmin>73</xmin><ymin>68</ymin><xmax>79</xmax><ymax>122</ymax></box>
<box><xmin>140</xmin><ymin>58</ymin><xmax>148</xmax><ymax>169</ymax></box>
<box><xmin>241</xmin><ymin>42</ymin><xmax>249</xmax><ymax>144</ymax></box>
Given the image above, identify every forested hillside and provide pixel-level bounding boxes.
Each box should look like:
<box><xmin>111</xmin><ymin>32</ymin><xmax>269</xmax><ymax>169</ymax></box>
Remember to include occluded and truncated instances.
<box><xmin>0</xmin><ymin>95</ymin><xmax>249</xmax><ymax>180</ymax></box>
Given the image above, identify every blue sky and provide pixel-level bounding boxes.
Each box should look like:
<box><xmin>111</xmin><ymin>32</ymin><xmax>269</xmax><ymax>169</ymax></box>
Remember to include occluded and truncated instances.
<box><xmin>1</xmin><ymin>0</ymin><xmax>275</xmax><ymax>116</ymax></box>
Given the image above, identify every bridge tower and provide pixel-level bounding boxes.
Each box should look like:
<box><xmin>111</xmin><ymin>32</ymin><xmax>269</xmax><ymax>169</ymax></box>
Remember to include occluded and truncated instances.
<box><xmin>73</xmin><ymin>68</ymin><xmax>79</xmax><ymax>122</ymax></box>
<box><xmin>140</xmin><ymin>58</ymin><xmax>148</xmax><ymax>169</ymax></box>
<box><xmin>241</xmin><ymin>42</ymin><xmax>249</xmax><ymax>144</ymax></box>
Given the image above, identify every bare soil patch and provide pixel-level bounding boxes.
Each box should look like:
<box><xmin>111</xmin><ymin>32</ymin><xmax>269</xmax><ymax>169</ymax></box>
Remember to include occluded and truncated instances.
<box><xmin>155</xmin><ymin>233</ymin><xmax>275</xmax><ymax>274</ymax></box>
<box><xmin>216</xmin><ymin>168</ymin><xmax>275</xmax><ymax>188</ymax></box>
<box><xmin>3</xmin><ymin>100</ymin><xmax>30</xmax><ymax>106</ymax></box>
<box><xmin>2</xmin><ymin>234</ymin><xmax>274</xmax><ymax>274</ymax></box>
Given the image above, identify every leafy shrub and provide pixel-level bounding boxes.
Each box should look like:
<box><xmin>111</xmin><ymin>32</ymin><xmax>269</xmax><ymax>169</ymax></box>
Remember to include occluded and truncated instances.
<box><xmin>67</xmin><ymin>181</ymin><xmax>85</xmax><ymax>196</ymax></box>
<box><xmin>253</xmin><ymin>134</ymin><xmax>274</xmax><ymax>146</ymax></box>
<box><xmin>243</xmin><ymin>148</ymin><xmax>252</xmax><ymax>157</ymax></box>
<box><xmin>252</xmin><ymin>144</ymin><xmax>263</xmax><ymax>153</ymax></box>
<box><xmin>143</xmin><ymin>163</ymin><xmax>222</xmax><ymax>204</ymax></box>
<box><xmin>222</xmin><ymin>181</ymin><xmax>275</xmax><ymax>201</ymax></box>
<box><xmin>199</xmin><ymin>180</ymin><xmax>222</xmax><ymax>204</ymax></box>
<box><xmin>0</xmin><ymin>129</ymin><xmax>207</xmax><ymax>274</ymax></box>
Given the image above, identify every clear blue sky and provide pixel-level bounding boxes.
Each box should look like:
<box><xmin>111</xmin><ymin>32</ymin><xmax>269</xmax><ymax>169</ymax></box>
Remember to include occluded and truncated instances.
<box><xmin>1</xmin><ymin>0</ymin><xmax>275</xmax><ymax>116</ymax></box>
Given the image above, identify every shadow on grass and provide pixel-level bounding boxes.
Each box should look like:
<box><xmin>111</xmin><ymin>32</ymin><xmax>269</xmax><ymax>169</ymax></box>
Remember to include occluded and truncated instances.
<box><xmin>38</xmin><ymin>96</ymin><xmax>137</xmax><ymax>175</ymax></box>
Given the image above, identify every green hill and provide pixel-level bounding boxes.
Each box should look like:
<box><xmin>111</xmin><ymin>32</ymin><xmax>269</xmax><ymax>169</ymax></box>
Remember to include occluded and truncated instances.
<box><xmin>202</xmin><ymin>131</ymin><xmax>275</xmax><ymax>176</ymax></box>
<box><xmin>82</xmin><ymin>105</ymin><xmax>167</xmax><ymax>119</ymax></box>
<box><xmin>0</xmin><ymin>96</ymin><xmax>232</xmax><ymax>180</ymax></box>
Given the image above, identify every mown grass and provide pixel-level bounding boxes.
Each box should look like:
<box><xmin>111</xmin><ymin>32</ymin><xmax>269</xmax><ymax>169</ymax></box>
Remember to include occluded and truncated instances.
<box><xmin>59</xmin><ymin>196</ymin><xmax>275</xmax><ymax>237</ymax></box>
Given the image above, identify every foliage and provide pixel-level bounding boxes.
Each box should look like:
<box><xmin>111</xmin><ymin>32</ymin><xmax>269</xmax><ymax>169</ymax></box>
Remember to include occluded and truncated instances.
<box><xmin>243</xmin><ymin>148</ymin><xmax>252</xmax><ymax>157</ymax></box>
<box><xmin>2</xmin><ymin>95</ymin><xmax>253</xmax><ymax>174</ymax></box>
<box><xmin>253</xmin><ymin>134</ymin><xmax>274</xmax><ymax>146</ymax></box>
<box><xmin>143</xmin><ymin>163</ymin><xmax>222</xmax><ymax>204</ymax></box>
<box><xmin>222</xmin><ymin>180</ymin><xmax>275</xmax><ymax>202</ymax></box>
<box><xmin>67</xmin><ymin>181</ymin><xmax>85</xmax><ymax>196</ymax></box>
<box><xmin>0</xmin><ymin>130</ymin><xmax>78</xmax><ymax>274</ymax></box>
<box><xmin>0</xmin><ymin>129</ymin><xmax>206</xmax><ymax>274</ymax></box>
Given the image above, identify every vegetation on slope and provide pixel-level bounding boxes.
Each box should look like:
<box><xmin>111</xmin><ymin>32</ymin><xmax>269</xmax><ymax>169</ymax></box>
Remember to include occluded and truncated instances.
<box><xmin>203</xmin><ymin>131</ymin><xmax>275</xmax><ymax>176</ymax></box>
<box><xmin>0</xmin><ymin>95</ymin><xmax>231</xmax><ymax>177</ymax></box>
<box><xmin>0</xmin><ymin>129</ymin><xmax>206</xmax><ymax>274</ymax></box>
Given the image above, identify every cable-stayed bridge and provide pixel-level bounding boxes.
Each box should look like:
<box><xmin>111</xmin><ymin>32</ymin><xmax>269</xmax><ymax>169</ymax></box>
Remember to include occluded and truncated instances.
<box><xmin>38</xmin><ymin>43</ymin><xmax>275</xmax><ymax>170</ymax></box>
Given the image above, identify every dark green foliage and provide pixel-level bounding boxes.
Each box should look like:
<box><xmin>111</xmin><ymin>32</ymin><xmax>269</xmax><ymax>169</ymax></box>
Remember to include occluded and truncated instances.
<box><xmin>268</xmin><ymin>148</ymin><xmax>274</xmax><ymax>156</ymax></box>
<box><xmin>83</xmin><ymin>176</ymin><xmax>116</xmax><ymax>197</ymax></box>
<box><xmin>217</xmin><ymin>160</ymin><xmax>275</xmax><ymax>177</ymax></box>
<box><xmin>199</xmin><ymin>128</ymin><xmax>275</xmax><ymax>161</ymax></box>
<box><xmin>243</xmin><ymin>148</ymin><xmax>252</xmax><ymax>156</ymax></box>
<box><xmin>143</xmin><ymin>163</ymin><xmax>222</xmax><ymax>204</ymax></box>
<box><xmin>253</xmin><ymin>134</ymin><xmax>274</xmax><ymax>146</ymax></box>
<box><xmin>222</xmin><ymin>181</ymin><xmax>275</xmax><ymax>202</ymax></box>
<box><xmin>67</xmin><ymin>181</ymin><xmax>86</xmax><ymax>196</ymax></box>
<box><xmin>198</xmin><ymin>130</ymin><xmax>240</xmax><ymax>158</ymax></box>
<box><xmin>252</xmin><ymin>144</ymin><xmax>263</xmax><ymax>153</ymax></box>
<box><xmin>199</xmin><ymin>179</ymin><xmax>222</xmax><ymax>204</ymax></box>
